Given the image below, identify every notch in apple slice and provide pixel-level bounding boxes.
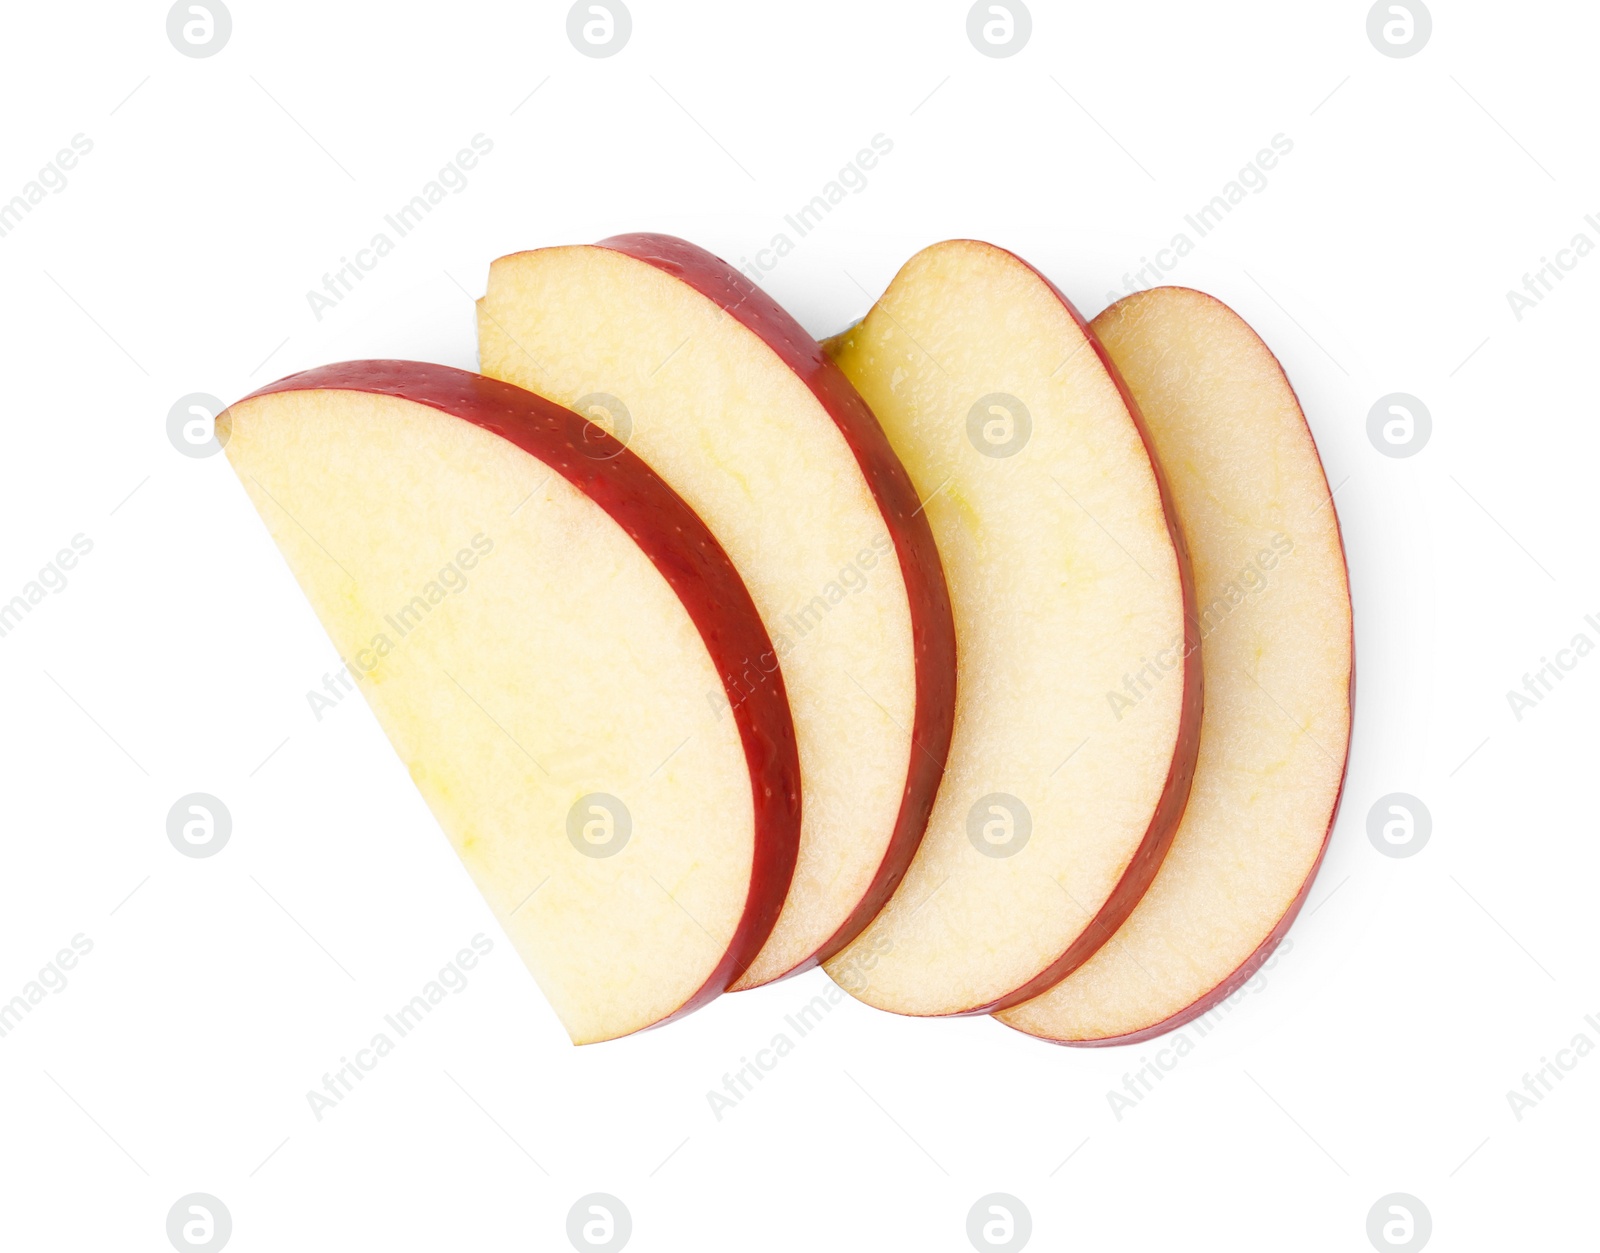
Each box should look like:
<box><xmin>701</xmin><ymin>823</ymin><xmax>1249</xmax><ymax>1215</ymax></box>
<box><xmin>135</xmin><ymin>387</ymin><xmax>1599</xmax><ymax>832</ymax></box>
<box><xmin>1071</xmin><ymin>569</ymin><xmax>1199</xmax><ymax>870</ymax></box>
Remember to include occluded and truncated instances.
<box><xmin>217</xmin><ymin>362</ymin><xmax>800</xmax><ymax>1044</ymax></box>
<box><xmin>998</xmin><ymin>287</ymin><xmax>1353</xmax><ymax>1046</ymax></box>
<box><xmin>477</xmin><ymin>234</ymin><xmax>957</xmax><ymax>990</ymax></box>
<box><xmin>820</xmin><ymin>240</ymin><xmax>1202</xmax><ymax>1016</ymax></box>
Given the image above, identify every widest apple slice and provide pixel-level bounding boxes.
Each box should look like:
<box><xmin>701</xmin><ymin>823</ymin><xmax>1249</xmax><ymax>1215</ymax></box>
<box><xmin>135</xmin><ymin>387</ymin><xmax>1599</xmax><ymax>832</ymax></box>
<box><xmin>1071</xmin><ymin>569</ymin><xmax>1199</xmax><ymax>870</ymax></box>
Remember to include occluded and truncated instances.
<box><xmin>820</xmin><ymin>241</ymin><xmax>1202</xmax><ymax>1016</ymax></box>
<box><xmin>217</xmin><ymin>362</ymin><xmax>800</xmax><ymax>1044</ymax></box>
<box><xmin>999</xmin><ymin>287</ymin><xmax>1353</xmax><ymax>1045</ymax></box>
<box><xmin>477</xmin><ymin>234</ymin><xmax>956</xmax><ymax>989</ymax></box>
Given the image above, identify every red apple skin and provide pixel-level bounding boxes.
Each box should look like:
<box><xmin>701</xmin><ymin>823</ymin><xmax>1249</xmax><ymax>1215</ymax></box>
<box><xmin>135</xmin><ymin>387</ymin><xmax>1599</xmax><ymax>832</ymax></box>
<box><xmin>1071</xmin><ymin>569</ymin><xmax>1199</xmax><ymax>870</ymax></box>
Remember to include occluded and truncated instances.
<box><xmin>998</xmin><ymin>292</ymin><xmax>1355</xmax><ymax>1044</ymax></box>
<box><xmin>596</xmin><ymin>233</ymin><xmax>959</xmax><ymax>981</ymax></box>
<box><xmin>242</xmin><ymin>360</ymin><xmax>802</xmax><ymax>1027</ymax></box>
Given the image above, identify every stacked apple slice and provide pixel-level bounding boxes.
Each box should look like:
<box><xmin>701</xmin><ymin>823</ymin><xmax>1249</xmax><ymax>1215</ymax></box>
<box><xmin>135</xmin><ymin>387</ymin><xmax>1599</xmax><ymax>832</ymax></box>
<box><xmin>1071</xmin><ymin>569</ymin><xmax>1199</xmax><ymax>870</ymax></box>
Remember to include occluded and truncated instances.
<box><xmin>218</xmin><ymin>234</ymin><xmax>1351</xmax><ymax>1048</ymax></box>
<box><xmin>818</xmin><ymin>241</ymin><xmax>1202</xmax><ymax>1016</ymax></box>
<box><xmin>476</xmin><ymin>235</ymin><xmax>957</xmax><ymax>991</ymax></box>
<box><xmin>219</xmin><ymin>363</ymin><xmax>803</xmax><ymax>1044</ymax></box>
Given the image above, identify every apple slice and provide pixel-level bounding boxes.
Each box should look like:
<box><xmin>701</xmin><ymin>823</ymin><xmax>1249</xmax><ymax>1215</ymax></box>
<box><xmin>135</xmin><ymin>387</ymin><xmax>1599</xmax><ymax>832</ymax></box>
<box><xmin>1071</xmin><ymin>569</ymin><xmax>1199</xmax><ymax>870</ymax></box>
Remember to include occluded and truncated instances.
<box><xmin>820</xmin><ymin>240</ymin><xmax>1201</xmax><ymax>1016</ymax></box>
<box><xmin>476</xmin><ymin>234</ymin><xmax>956</xmax><ymax>989</ymax></box>
<box><xmin>217</xmin><ymin>361</ymin><xmax>800</xmax><ymax>1044</ymax></box>
<box><xmin>998</xmin><ymin>287</ymin><xmax>1353</xmax><ymax>1045</ymax></box>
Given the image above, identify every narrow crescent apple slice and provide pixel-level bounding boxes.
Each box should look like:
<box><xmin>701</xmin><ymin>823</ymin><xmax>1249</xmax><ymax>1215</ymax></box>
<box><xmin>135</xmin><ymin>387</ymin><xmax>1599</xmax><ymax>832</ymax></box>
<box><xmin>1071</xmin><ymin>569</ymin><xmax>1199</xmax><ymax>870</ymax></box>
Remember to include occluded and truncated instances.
<box><xmin>217</xmin><ymin>362</ymin><xmax>800</xmax><ymax>1044</ymax></box>
<box><xmin>821</xmin><ymin>240</ymin><xmax>1202</xmax><ymax>1016</ymax></box>
<box><xmin>477</xmin><ymin>234</ymin><xmax>956</xmax><ymax>989</ymax></box>
<box><xmin>999</xmin><ymin>287</ymin><xmax>1353</xmax><ymax>1045</ymax></box>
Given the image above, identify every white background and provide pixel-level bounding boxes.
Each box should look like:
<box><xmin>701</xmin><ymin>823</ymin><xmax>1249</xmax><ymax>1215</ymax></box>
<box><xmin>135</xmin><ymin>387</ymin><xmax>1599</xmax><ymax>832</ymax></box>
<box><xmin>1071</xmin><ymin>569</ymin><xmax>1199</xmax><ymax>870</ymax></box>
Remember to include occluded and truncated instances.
<box><xmin>0</xmin><ymin>1</ymin><xmax>1595</xmax><ymax>1249</ymax></box>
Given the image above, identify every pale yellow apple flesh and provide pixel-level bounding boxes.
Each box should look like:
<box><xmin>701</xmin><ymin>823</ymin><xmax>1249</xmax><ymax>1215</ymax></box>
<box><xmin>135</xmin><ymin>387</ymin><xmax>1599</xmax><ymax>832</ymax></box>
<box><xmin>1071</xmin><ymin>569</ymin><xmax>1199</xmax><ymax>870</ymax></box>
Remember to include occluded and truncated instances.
<box><xmin>477</xmin><ymin>237</ymin><xmax>954</xmax><ymax>989</ymax></box>
<box><xmin>821</xmin><ymin>241</ymin><xmax>1200</xmax><ymax>1016</ymax></box>
<box><xmin>219</xmin><ymin>372</ymin><xmax>794</xmax><ymax>1044</ymax></box>
<box><xmin>999</xmin><ymin>287</ymin><xmax>1353</xmax><ymax>1045</ymax></box>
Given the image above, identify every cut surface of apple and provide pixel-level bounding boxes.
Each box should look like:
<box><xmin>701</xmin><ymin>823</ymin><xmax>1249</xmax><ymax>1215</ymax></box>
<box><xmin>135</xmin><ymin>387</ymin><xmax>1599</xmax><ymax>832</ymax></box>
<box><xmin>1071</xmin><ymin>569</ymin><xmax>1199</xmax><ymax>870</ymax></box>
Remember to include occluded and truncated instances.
<box><xmin>999</xmin><ymin>287</ymin><xmax>1353</xmax><ymax>1045</ymax></box>
<box><xmin>218</xmin><ymin>361</ymin><xmax>800</xmax><ymax>1044</ymax></box>
<box><xmin>820</xmin><ymin>241</ymin><xmax>1201</xmax><ymax>1016</ymax></box>
<box><xmin>477</xmin><ymin>234</ymin><xmax>956</xmax><ymax>989</ymax></box>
